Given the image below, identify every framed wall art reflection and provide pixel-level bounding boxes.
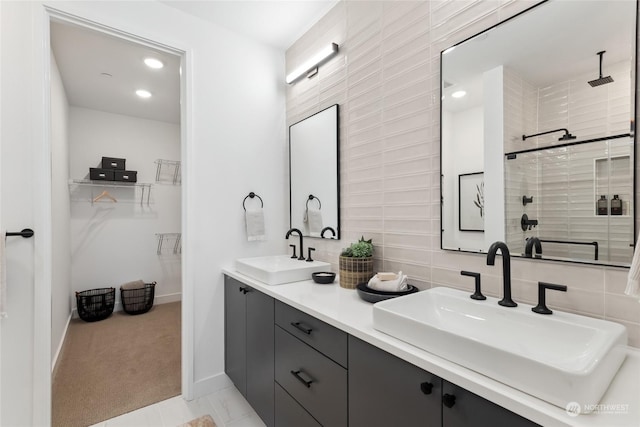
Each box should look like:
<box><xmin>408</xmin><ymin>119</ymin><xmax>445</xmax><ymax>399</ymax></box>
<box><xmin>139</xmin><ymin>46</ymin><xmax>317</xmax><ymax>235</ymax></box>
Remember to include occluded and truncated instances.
<box><xmin>459</xmin><ymin>172</ymin><xmax>484</xmax><ymax>232</ymax></box>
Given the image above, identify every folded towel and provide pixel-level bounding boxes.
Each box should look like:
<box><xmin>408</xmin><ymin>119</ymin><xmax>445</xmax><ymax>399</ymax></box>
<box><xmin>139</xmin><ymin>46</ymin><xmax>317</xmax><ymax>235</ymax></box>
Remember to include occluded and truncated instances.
<box><xmin>625</xmin><ymin>235</ymin><xmax>640</xmax><ymax>302</ymax></box>
<box><xmin>368</xmin><ymin>271</ymin><xmax>408</xmax><ymax>292</ymax></box>
<box><xmin>121</xmin><ymin>279</ymin><xmax>146</xmax><ymax>290</ymax></box>
<box><xmin>245</xmin><ymin>208</ymin><xmax>266</xmax><ymax>241</ymax></box>
<box><xmin>0</xmin><ymin>231</ymin><xmax>6</xmax><ymax>318</ymax></box>
<box><xmin>377</xmin><ymin>272</ymin><xmax>398</xmax><ymax>281</ymax></box>
<box><xmin>305</xmin><ymin>207</ymin><xmax>323</xmax><ymax>237</ymax></box>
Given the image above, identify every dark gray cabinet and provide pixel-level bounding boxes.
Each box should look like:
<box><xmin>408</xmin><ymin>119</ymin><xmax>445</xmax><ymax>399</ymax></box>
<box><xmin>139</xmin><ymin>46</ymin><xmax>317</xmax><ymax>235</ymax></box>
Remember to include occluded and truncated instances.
<box><xmin>224</xmin><ymin>276</ymin><xmax>274</xmax><ymax>427</ymax></box>
<box><xmin>224</xmin><ymin>275</ymin><xmax>540</xmax><ymax>427</ymax></box>
<box><xmin>442</xmin><ymin>381</ymin><xmax>538</xmax><ymax>427</ymax></box>
<box><xmin>224</xmin><ymin>276</ymin><xmax>247</xmax><ymax>395</ymax></box>
<box><xmin>274</xmin><ymin>301</ymin><xmax>348</xmax><ymax>427</ymax></box>
<box><xmin>349</xmin><ymin>336</ymin><xmax>538</xmax><ymax>427</ymax></box>
<box><xmin>349</xmin><ymin>335</ymin><xmax>442</xmax><ymax>427</ymax></box>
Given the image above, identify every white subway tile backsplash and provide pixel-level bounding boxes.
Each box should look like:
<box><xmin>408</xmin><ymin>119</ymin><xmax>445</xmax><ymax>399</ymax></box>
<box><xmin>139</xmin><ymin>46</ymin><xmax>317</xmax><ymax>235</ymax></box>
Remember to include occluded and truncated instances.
<box><xmin>605</xmin><ymin>293</ymin><xmax>640</xmax><ymax>324</ymax></box>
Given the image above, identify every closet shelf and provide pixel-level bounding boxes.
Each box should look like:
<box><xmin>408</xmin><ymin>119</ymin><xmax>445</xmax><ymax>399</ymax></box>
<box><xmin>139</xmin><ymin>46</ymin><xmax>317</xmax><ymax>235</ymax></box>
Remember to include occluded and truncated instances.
<box><xmin>155</xmin><ymin>159</ymin><xmax>181</xmax><ymax>185</ymax></box>
<box><xmin>156</xmin><ymin>233</ymin><xmax>181</xmax><ymax>255</ymax></box>
<box><xmin>68</xmin><ymin>179</ymin><xmax>153</xmax><ymax>205</ymax></box>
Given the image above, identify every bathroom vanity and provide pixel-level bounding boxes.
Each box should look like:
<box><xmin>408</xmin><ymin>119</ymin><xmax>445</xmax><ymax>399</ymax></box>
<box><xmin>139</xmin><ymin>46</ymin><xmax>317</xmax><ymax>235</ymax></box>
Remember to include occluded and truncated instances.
<box><xmin>222</xmin><ymin>271</ymin><xmax>640</xmax><ymax>427</ymax></box>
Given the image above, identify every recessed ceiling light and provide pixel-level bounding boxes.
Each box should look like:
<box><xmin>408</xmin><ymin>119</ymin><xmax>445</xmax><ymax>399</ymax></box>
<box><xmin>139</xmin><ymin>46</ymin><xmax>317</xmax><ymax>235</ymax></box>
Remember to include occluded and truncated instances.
<box><xmin>451</xmin><ymin>90</ymin><xmax>467</xmax><ymax>98</ymax></box>
<box><xmin>136</xmin><ymin>89</ymin><xmax>152</xmax><ymax>98</ymax></box>
<box><xmin>144</xmin><ymin>58</ymin><xmax>164</xmax><ymax>69</ymax></box>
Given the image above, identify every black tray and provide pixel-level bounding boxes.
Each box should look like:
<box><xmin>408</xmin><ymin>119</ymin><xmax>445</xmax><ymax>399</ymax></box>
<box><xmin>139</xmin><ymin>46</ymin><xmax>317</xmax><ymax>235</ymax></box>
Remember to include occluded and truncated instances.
<box><xmin>356</xmin><ymin>282</ymin><xmax>418</xmax><ymax>303</ymax></box>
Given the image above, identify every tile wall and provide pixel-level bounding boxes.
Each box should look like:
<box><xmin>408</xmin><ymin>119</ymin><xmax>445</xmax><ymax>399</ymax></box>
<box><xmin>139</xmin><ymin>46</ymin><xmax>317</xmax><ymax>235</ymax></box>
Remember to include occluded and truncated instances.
<box><xmin>504</xmin><ymin>61</ymin><xmax>633</xmax><ymax>261</ymax></box>
<box><xmin>285</xmin><ymin>0</ymin><xmax>640</xmax><ymax>347</ymax></box>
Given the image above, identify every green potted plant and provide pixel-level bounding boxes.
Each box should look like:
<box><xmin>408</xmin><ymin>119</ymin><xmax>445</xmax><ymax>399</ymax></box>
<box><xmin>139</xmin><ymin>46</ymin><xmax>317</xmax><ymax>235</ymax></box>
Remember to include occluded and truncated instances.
<box><xmin>339</xmin><ymin>236</ymin><xmax>374</xmax><ymax>289</ymax></box>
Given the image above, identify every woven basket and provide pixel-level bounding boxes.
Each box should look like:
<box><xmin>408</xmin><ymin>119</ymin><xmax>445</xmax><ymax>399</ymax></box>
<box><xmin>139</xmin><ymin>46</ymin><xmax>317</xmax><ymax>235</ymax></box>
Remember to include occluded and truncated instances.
<box><xmin>339</xmin><ymin>256</ymin><xmax>374</xmax><ymax>289</ymax></box>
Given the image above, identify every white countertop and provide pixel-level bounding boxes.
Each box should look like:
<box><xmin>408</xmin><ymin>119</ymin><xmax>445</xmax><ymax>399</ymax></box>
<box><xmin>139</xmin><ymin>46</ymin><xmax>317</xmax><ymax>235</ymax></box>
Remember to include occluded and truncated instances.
<box><xmin>222</xmin><ymin>269</ymin><xmax>640</xmax><ymax>427</ymax></box>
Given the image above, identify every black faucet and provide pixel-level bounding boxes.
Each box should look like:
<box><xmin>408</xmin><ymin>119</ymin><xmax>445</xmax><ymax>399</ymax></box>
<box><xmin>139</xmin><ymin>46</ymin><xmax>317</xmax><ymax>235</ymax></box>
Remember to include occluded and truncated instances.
<box><xmin>486</xmin><ymin>241</ymin><xmax>517</xmax><ymax>307</ymax></box>
<box><xmin>524</xmin><ymin>237</ymin><xmax>542</xmax><ymax>258</ymax></box>
<box><xmin>532</xmin><ymin>282</ymin><xmax>567</xmax><ymax>315</ymax></box>
<box><xmin>321</xmin><ymin>226</ymin><xmax>336</xmax><ymax>238</ymax></box>
<box><xmin>286</xmin><ymin>228</ymin><xmax>305</xmax><ymax>260</ymax></box>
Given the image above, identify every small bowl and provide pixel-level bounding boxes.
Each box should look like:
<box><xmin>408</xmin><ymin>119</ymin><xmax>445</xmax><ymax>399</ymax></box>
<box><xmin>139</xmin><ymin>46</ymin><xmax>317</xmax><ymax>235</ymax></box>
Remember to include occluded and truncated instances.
<box><xmin>312</xmin><ymin>272</ymin><xmax>336</xmax><ymax>284</ymax></box>
<box><xmin>356</xmin><ymin>282</ymin><xmax>418</xmax><ymax>303</ymax></box>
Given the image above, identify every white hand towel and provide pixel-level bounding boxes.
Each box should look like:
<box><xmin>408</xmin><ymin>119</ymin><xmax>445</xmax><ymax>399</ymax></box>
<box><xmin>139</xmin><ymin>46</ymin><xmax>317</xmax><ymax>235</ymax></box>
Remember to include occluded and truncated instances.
<box><xmin>0</xmin><ymin>231</ymin><xmax>7</xmax><ymax>318</ymax></box>
<box><xmin>368</xmin><ymin>271</ymin><xmax>408</xmax><ymax>292</ymax></box>
<box><xmin>245</xmin><ymin>208</ymin><xmax>266</xmax><ymax>241</ymax></box>
<box><xmin>306</xmin><ymin>207</ymin><xmax>323</xmax><ymax>237</ymax></box>
<box><xmin>625</xmin><ymin>235</ymin><xmax>640</xmax><ymax>302</ymax></box>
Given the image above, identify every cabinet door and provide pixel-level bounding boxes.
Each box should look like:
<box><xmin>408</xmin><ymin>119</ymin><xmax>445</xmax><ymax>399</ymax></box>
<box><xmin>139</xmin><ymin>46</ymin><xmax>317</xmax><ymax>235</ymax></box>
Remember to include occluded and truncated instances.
<box><xmin>224</xmin><ymin>276</ymin><xmax>247</xmax><ymax>396</ymax></box>
<box><xmin>348</xmin><ymin>336</ymin><xmax>442</xmax><ymax>427</ymax></box>
<box><xmin>275</xmin><ymin>384</ymin><xmax>321</xmax><ymax>427</ymax></box>
<box><xmin>442</xmin><ymin>381</ymin><xmax>539</xmax><ymax>427</ymax></box>
<box><xmin>246</xmin><ymin>288</ymin><xmax>275</xmax><ymax>427</ymax></box>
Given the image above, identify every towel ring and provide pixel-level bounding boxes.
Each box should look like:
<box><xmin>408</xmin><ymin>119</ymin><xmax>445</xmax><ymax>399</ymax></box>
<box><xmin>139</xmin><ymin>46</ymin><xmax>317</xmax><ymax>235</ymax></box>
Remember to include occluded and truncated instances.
<box><xmin>243</xmin><ymin>192</ymin><xmax>264</xmax><ymax>211</ymax></box>
<box><xmin>306</xmin><ymin>194</ymin><xmax>321</xmax><ymax>210</ymax></box>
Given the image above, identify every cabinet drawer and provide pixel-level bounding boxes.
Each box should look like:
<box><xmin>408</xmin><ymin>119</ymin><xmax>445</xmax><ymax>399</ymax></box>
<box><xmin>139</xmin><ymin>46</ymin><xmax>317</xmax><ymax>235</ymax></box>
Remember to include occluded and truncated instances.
<box><xmin>275</xmin><ymin>326</ymin><xmax>347</xmax><ymax>427</ymax></box>
<box><xmin>275</xmin><ymin>301</ymin><xmax>347</xmax><ymax>367</ymax></box>
<box><xmin>275</xmin><ymin>383</ymin><xmax>321</xmax><ymax>427</ymax></box>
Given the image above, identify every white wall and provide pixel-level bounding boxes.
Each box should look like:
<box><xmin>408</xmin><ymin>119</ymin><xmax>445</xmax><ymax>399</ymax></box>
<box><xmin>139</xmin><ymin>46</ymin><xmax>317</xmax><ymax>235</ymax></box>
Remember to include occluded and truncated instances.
<box><xmin>68</xmin><ymin>107</ymin><xmax>181</xmax><ymax>308</ymax></box>
<box><xmin>442</xmin><ymin>106</ymin><xmax>484</xmax><ymax>251</ymax></box>
<box><xmin>1</xmin><ymin>1</ymin><xmax>288</xmax><ymax>424</ymax></box>
<box><xmin>50</xmin><ymin>51</ymin><xmax>71</xmax><ymax>368</ymax></box>
<box><xmin>483</xmin><ymin>66</ymin><xmax>505</xmax><ymax>246</ymax></box>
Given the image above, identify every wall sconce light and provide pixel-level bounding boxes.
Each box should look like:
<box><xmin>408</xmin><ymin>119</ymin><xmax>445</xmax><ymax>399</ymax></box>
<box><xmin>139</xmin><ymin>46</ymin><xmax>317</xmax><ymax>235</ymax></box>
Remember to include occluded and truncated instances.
<box><xmin>286</xmin><ymin>43</ymin><xmax>339</xmax><ymax>84</ymax></box>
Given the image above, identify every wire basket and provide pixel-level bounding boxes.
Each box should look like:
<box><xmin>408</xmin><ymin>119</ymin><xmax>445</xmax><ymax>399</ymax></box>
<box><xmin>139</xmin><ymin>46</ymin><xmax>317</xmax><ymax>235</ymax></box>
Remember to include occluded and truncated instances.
<box><xmin>120</xmin><ymin>282</ymin><xmax>156</xmax><ymax>315</ymax></box>
<box><xmin>76</xmin><ymin>287</ymin><xmax>116</xmax><ymax>322</ymax></box>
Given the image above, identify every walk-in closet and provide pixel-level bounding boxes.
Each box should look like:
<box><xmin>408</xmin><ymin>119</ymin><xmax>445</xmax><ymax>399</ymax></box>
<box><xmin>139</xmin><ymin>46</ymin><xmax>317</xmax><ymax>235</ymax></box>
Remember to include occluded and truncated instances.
<box><xmin>49</xmin><ymin>19</ymin><xmax>183</xmax><ymax>426</ymax></box>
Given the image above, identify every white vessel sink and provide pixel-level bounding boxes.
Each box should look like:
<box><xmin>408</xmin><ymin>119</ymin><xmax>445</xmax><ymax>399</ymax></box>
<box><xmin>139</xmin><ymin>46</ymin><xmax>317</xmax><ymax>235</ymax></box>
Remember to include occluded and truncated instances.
<box><xmin>235</xmin><ymin>255</ymin><xmax>330</xmax><ymax>285</ymax></box>
<box><xmin>373</xmin><ymin>287</ymin><xmax>628</xmax><ymax>413</ymax></box>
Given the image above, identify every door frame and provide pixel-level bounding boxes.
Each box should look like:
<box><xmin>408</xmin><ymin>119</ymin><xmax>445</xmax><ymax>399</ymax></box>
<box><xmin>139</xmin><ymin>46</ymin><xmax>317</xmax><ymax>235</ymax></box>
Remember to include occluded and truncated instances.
<box><xmin>37</xmin><ymin>6</ymin><xmax>195</xmax><ymax>424</ymax></box>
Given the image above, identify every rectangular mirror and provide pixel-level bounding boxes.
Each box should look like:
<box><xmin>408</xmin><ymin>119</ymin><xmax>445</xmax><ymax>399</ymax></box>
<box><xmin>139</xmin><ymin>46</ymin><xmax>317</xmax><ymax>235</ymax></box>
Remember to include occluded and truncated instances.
<box><xmin>289</xmin><ymin>104</ymin><xmax>340</xmax><ymax>239</ymax></box>
<box><xmin>441</xmin><ymin>0</ymin><xmax>636</xmax><ymax>266</ymax></box>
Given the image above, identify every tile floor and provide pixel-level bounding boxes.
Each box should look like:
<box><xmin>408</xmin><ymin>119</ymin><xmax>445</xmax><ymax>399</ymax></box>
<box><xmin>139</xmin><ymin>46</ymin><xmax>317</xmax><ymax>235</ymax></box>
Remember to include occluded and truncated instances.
<box><xmin>89</xmin><ymin>385</ymin><xmax>266</xmax><ymax>427</ymax></box>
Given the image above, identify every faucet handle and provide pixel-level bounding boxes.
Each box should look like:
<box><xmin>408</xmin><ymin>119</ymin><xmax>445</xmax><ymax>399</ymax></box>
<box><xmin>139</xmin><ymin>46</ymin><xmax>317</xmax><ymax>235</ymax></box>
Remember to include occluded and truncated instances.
<box><xmin>532</xmin><ymin>282</ymin><xmax>567</xmax><ymax>315</ymax></box>
<box><xmin>306</xmin><ymin>247</ymin><xmax>315</xmax><ymax>262</ymax></box>
<box><xmin>461</xmin><ymin>271</ymin><xmax>485</xmax><ymax>300</ymax></box>
<box><xmin>289</xmin><ymin>244</ymin><xmax>297</xmax><ymax>259</ymax></box>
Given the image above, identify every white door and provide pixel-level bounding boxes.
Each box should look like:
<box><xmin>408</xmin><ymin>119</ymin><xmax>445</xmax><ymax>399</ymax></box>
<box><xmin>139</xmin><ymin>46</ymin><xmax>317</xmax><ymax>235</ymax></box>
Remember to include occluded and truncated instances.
<box><xmin>0</xmin><ymin>1</ymin><xmax>52</xmax><ymax>425</ymax></box>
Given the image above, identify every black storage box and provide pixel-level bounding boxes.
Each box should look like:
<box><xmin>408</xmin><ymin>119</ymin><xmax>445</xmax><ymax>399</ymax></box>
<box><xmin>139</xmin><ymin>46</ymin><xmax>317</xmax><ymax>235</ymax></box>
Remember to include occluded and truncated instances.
<box><xmin>114</xmin><ymin>170</ymin><xmax>137</xmax><ymax>183</ymax></box>
<box><xmin>89</xmin><ymin>168</ymin><xmax>115</xmax><ymax>181</ymax></box>
<box><xmin>76</xmin><ymin>287</ymin><xmax>116</xmax><ymax>322</ymax></box>
<box><xmin>101</xmin><ymin>156</ymin><xmax>126</xmax><ymax>170</ymax></box>
<box><xmin>120</xmin><ymin>282</ymin><xmax>156</xmax><ymax>315</ymax></box>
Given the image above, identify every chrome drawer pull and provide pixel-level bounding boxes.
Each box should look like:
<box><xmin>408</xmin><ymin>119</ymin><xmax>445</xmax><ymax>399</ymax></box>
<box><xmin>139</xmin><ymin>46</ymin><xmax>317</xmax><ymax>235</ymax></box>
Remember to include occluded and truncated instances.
<box><xmin>290</xmin><ymin>321</ymin><xmax>312</xmax><ymax>335</ymax></box>
<box><xmin>290</xmin><ymin>370</ymin><xmax>313</xmax><ymax>388</ymax></box>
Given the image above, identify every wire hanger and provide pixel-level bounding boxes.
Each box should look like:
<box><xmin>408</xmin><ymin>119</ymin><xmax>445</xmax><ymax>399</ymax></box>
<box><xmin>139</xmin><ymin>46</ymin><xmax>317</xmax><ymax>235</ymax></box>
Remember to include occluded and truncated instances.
<box><xmin>93</xmin><ymin>190</ymin><xmax>117</xmax><ymax>203</ymax></box>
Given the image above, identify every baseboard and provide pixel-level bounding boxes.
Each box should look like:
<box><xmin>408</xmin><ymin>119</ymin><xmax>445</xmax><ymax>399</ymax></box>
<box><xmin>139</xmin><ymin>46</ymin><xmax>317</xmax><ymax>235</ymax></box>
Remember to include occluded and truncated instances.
<box><xmin>52</xmin><ymin>313</ymin><xmax>72</xmax><ymax>373</ymax></box>
<box><xmin>71</xmin><ymin>292</ymin><xmax>182</xmax><ymax>318</ymax></box>
<box><xmin>155</xmin><ymin>292</ymin><xmax>181</xmax><ymax>305</ymax></box>
<box><xmin>190</xmin><ymin>372</ymin><xmax>233</xmax><ymax>400</ymax></box>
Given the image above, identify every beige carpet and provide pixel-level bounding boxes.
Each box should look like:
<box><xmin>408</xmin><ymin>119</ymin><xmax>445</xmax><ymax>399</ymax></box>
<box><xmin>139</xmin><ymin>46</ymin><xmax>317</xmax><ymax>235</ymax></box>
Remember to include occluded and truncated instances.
<box><xmin>53</xmin><ymin>301</ymin><xmax>181</xmax><ymax>427</ymax></box>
